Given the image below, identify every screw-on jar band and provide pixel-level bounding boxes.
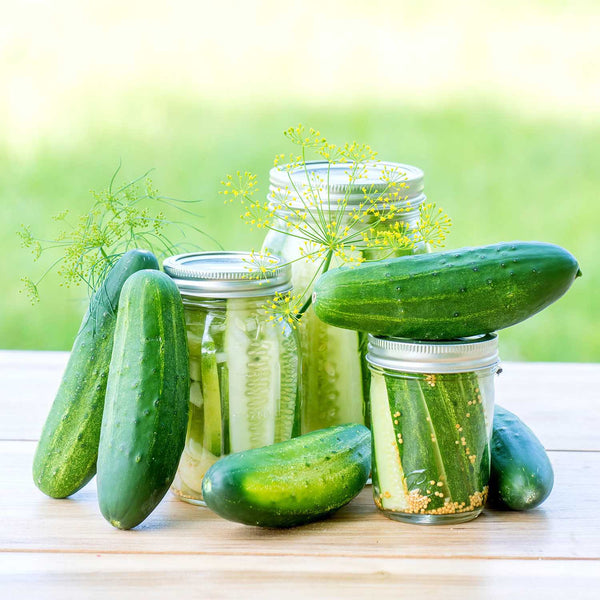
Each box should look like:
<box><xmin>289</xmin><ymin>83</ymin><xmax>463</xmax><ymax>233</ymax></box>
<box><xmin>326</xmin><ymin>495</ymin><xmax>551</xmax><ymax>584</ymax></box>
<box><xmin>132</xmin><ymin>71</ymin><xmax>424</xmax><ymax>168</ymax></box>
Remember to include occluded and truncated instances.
<box><xmin>367</xmin><ymin>333</ymin><xmax>500</xmax><ymax>374</ymax></box>
<box><xmin>163</xmin><ymin>251</ymin><xmax>291</xmax><ymax>299</ymax></box>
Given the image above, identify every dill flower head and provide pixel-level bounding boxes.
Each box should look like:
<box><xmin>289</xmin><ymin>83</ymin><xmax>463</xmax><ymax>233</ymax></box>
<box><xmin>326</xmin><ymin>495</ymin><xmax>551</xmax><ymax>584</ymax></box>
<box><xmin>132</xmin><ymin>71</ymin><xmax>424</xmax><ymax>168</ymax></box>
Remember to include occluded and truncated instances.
<box><xmin>221</xmin><ymin>124</ymin><xmax>452</xmax><ymax>322</ymax></box>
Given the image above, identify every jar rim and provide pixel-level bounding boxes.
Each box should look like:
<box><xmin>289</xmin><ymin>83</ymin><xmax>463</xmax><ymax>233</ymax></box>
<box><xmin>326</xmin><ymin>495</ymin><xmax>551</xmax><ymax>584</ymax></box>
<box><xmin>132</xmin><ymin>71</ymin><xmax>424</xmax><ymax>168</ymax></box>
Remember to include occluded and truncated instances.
<box><xmin>163</xmin><ymin>251</ymin><xmax>292</xmax><ymax>299</ymax></box>
<box><xmin>268</xmin><ymin>160</ymin><xmax>425</xmax><ymax>212</ymax></box>
<box><xmin>366</xmin><ymin>333</ymin><xmax>500</xmax><ymax>374</ymax></box>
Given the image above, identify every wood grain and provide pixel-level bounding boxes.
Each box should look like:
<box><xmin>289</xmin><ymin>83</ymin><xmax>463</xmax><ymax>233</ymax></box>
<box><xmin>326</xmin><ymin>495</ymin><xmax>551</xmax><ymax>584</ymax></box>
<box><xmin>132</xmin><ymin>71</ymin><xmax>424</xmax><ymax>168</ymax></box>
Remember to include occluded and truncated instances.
<box><xmin>2</xmin><ymin>553</ymin><xmax>599</xmax><ymax>600</ymax></box>
<box><xmin>2</xmin><ymin>441</ymin><xmax>599</xmax><ymax>559</ymax></box>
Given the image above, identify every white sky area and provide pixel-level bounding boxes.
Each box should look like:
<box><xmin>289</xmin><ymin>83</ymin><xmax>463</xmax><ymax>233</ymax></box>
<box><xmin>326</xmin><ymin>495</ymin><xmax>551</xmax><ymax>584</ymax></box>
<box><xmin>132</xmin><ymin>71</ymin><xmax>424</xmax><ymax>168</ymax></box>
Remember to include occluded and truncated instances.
<box><xmin>2</xmin><ymin>0</ymin><xmax>599</xmax><ymax>145</ymax></box>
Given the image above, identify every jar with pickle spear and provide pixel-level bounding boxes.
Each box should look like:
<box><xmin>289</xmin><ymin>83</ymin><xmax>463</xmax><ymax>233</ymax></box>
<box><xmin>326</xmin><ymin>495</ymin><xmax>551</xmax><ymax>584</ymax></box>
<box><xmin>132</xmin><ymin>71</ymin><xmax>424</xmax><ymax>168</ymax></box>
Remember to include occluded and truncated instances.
<box><xmin>164</xmin><ymin>251</ymin><xmax>301</xmax><ymax>505</ymax></box>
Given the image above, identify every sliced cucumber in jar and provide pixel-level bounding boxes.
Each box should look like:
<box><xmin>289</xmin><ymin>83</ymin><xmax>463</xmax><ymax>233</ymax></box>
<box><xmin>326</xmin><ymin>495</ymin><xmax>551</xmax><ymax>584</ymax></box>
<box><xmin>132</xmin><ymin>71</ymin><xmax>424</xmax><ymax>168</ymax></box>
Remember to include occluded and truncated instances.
<box><xmin>225</xmin><ymin>299</ymin><xmax>280</xmax><ymax>453</ymax></box>
<box><xmin>201</xmin><ymin>313</ymin><xmax>222</xmax><ymax>457</ymax></box>
<box><xmin>301</xmin><ymin>309</ymin><xmax>365</xmax><ymax>433</ymax></box>
<box><xmin>275</xmin><ymin>323</ymin><xmax>300</xmax><ymax>442</ymax></box>
<box><xmin>370</xmin><ymin>372</ymin><xmax>408</xmax><ymax>511</ymax></box>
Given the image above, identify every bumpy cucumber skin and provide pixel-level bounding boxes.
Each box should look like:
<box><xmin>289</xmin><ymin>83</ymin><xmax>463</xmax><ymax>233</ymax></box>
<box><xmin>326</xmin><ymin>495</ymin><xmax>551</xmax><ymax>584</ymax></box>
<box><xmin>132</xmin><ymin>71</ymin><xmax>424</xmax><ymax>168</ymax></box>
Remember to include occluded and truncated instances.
<box><xmin>489</xmin><ymin>405</ymin><xmax>554</xmax><ymax>510</ymax></box>
<box><xmin>97</xmin><ymin>270</ymin><xmax>189</xmax><ymax>530</ymax></box>
<box><xmin>32</xmin><ymin>250</ymin><xmax>159</xmax><ymax>498</ymax></box>
<box><xmin>313</xmin><ymin>242</ymin><xmax>581</xmax><ymax>339</ymax></box>
<box><xmin>202</xmin><ymin>424</ymin><xmax>371</xmax><ymax>528</ymax></box>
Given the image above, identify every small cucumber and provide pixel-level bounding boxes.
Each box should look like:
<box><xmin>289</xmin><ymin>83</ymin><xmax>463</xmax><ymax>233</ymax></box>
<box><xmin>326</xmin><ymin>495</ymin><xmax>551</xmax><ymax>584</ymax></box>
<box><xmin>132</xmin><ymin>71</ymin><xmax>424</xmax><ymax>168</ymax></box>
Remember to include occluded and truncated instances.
<box><xmin>202</xmin><ymin>424</ymin><xmax>371</xmax><ymax>528</ymax></box>
<box><xmin>32</xmin><ymin>249</ymin><xmax>159</xmax><ymax>498</ymax></box>
<box><xmin>97</xmin><ymin>270</ymin><xmax>189</xmax><ymax>530</ymax></box>
<box><xmin>313</xmin><ymin>241</ymin><xmax>581</xmax><ymax>339</ymax></box>
<box><xmin>489</xmin><ymin>405</ymin><xmax>554</xmax><ymax>510</ymax></box>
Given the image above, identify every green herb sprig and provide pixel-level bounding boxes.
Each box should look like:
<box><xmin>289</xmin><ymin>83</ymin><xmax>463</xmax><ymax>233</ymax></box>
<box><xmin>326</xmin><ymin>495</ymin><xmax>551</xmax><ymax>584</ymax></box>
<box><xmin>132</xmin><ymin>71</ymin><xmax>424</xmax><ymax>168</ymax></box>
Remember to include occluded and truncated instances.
<box><xmin>18</xmin><ymin>165</ymin><xmax>214</xmax><ymax>303</ymax></box>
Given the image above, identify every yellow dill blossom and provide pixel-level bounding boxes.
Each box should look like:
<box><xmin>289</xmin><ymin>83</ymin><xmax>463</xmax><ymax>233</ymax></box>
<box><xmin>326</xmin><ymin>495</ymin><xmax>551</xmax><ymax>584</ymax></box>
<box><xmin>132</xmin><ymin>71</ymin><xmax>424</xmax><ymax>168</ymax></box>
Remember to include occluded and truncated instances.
<box><xmin>220</xmin><ymin>125</ymin><xmax>452</xmax><ymax>323</ymax></box>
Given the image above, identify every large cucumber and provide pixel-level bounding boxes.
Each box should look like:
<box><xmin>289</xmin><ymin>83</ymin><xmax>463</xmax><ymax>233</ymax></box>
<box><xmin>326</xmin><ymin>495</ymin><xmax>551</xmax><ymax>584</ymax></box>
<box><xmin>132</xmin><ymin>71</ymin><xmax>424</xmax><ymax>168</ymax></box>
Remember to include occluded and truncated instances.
<box><xmin>489</xmin><ymin>405</ymin><xmax>554</xmax><ymax>510</ymax></box>
<box><xmin>97</xmin><ymin>270</ymin><xmax>189</xmax><ymax>530</ymax></box>
<box><xmin>32</xmin><ymin>249</ymin><xmax>159</xmax><ymax>498</ymax></box>
<box><xmin>313</xmin><ymin>242</ymin><xmax>581</xmax><ymax>339</ymax></box>
<box><xmin>202</xmin><ymin>424</ymin><xmax>371</xmax><ymax>528</ymax></box>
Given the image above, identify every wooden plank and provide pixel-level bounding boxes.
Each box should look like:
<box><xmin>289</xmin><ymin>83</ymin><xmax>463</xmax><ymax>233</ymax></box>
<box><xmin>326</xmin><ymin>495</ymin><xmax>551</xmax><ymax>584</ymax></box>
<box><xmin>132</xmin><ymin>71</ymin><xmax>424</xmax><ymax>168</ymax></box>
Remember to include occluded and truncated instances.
<box><xmin>496</xmin><ymin>362</ymin><xmax>600</xmax><ymax>451</ymax></box>
<box><xmin>2</xmin><ymin>441</ymin><xmax>598</xmax><ymax>559</ymax></box>
<box><xmin>2</xmin><ymin>351</ymin><xmax>598</xmax><ymax>450</ymax></box>
<box><xmin>1</xmin><ymin>553</ymin><xmax>599</xmax><ymax>600</ymax></box>
<box><xmin>0</xmin><ymin>350</ymin><xmax>67</xmax><ymax>440</ymax></box>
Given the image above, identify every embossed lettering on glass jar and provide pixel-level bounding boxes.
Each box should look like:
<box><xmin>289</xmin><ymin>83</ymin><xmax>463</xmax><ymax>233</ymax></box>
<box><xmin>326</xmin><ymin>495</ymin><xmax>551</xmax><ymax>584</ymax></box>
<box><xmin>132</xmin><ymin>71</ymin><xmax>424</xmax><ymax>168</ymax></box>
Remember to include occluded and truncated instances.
<box><xmin>164</xmin><ymin>252</ymin><xmax>301</xmax><ymax>505</ymax></box>
<box><xmin>262</xmin><ymin>161</ymin><xmax>429</xmax><ymax>434</ymax></box>
<box><xmin>367</xmin><ymin>334</ymin><xmax>500</xmax><ymax>524</ymax></box>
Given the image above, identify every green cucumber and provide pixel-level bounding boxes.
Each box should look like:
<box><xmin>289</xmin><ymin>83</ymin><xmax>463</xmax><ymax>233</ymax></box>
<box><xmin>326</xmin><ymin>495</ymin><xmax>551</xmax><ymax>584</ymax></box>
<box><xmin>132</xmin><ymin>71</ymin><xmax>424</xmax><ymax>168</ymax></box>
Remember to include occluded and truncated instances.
<box><xmin>275</xmin><ymin>322</ymin><xmax>301</xmax><ymax>442</ymax></box>
<box><xmin>225</xmin><ymin>299</ymin><xmax>280</xmax><ymax>453</ymax></box>
<box><xmin>202</xmin><ymin>424</ymin><xmax>371</xmax><ymax>528</ymax></box>
<box><xmin>301</xmin><ymin>309</ymin><xmax>365</xmax><ymax>432</ymax></box>
<box><xmin>200</xmin><ymin>313</ymin><xmax>222</xmax><ymax>456</ymax></box>
<box><xmin>313</xmin><ymin>241</ymin><xmax>581</xmax><ymax>339</ymax></box>
<box><xmin>489</xmin><ymin>405</ymin><xmax>554</xmax><ymax>510</ymax></box>
<box><xmin>32</xmin><ymin>249</ymin><xmax>159</xmax><ymax>498</ymax></box>
<box><xmin>97</xmin><ymin>270</ymin><xmax>189</xmax><ymax>530</ymax></box>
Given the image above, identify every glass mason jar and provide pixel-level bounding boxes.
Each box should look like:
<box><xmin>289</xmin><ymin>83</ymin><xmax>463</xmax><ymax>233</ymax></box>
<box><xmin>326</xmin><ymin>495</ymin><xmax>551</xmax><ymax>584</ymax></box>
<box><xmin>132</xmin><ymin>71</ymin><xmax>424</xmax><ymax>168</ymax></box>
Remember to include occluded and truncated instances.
<box><xmin>163</xmin><ymin>252</ymin><xmax>301</xmax><ymax>505</ymax></box>
<box><xmin>262</xmin><ymin>161</ymin><xmax>428</xmax><ymax>434</ymax></box>
<box><xmin>367</xmin><ymin>334</ymin><xmax>500</xmax><ymax>524</ymax></box>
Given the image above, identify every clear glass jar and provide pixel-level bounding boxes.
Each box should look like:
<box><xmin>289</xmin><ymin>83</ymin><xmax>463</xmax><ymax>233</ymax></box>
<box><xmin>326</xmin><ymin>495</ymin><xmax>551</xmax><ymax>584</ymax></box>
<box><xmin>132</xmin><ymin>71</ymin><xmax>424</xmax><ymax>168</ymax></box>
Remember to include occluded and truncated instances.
<box><xmin>262</xmin><ymin>161</ymin><xmax>428</xmax><ymax>434</ymax></box>
<box><xmin>163</xmin><ymin>252</ymin><xmax>301</xmax><ymax>505</ymax></box>
<box><xmin>367</xmin><ymin>334</ymin><xmax>500</xmax><ymax>524</ymax></box>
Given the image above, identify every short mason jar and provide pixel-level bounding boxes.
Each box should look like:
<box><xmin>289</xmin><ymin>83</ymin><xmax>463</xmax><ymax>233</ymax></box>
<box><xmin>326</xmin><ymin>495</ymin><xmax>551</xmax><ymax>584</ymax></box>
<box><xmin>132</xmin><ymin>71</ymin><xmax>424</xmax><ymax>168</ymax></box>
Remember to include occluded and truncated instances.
<box><xmin>262</xmin><ymin>161</ymin><xmax>429</xmax><ymax>434</ymax></box>
<box><xmin>164</xmin><ymin>252</ymin><xmax>301</xmax><ymax>505</ymax></box>
<box><xmin>367</xmin><ymin>334</ymin><xmax>500</xmax><ymax>524</ymax></box>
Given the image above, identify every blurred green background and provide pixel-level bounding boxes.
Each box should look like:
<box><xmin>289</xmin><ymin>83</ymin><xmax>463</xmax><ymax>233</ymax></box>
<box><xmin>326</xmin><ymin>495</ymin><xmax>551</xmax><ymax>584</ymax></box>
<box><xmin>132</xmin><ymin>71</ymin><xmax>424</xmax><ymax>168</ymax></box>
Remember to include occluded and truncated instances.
<box><xmin>1</xmin><ymin>0</ymin><xmax>598</xmax><ymax>361</ymax></box>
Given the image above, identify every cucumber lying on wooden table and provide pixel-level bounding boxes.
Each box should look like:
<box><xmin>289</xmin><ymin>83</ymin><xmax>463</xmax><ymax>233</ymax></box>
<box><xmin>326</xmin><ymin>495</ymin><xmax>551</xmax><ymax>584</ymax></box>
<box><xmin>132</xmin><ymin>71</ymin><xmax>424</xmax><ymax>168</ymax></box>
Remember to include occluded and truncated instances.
<box><xmin>202</xmin><ymin>424</ymin><xmax>371</xmax><ymax>528</ymax></box>
<box><xmin>488</xmin><ymin>405</ymin><xmax>554</xmax><ymax>510</ymax></box>
<box><xmin>32</xmin><ymin>249</ymin><xmax>159</xmax><ymax>499</ymax></box>
<box><xmin>313</xmin><ymin>241</ymin><xmax>581</xmax><ymax>339</ymax></box>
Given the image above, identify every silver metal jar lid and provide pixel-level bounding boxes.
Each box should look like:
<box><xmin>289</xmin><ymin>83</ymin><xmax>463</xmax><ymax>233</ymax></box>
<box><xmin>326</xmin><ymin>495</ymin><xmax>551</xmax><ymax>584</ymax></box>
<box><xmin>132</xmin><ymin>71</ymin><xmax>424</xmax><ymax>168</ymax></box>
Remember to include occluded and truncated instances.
<box><xmin>366</xmin><ymin>333</ymin><xmax>499</xmax><ymax>374</ymax></box>
<box><xmin>268</xmin><ymin>160</ymin><xmax>425</xmax><ymax>212</ymax></box>
<box><xmin>163</xmin><ymin>251</ymin><xmax>292</xmax><ymax>299</ymax></box>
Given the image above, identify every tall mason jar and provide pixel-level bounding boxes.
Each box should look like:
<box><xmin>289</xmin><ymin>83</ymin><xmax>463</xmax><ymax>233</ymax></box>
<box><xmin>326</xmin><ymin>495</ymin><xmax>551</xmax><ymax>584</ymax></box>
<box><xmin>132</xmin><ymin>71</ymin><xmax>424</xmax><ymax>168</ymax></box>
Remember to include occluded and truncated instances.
<box><xmin>164</xmin><ymin>252</ymin><xmax>301</xmax><ymax>505</ymax></box>
<box><xmin>262</xmin><ymin>161</ymin><xmax>428</xmax><ymax>434</ymax></box>
<box><xmin>367</xmin><ymin>334</ymin><xmax>500</xmax><ymax>524</ymax></box>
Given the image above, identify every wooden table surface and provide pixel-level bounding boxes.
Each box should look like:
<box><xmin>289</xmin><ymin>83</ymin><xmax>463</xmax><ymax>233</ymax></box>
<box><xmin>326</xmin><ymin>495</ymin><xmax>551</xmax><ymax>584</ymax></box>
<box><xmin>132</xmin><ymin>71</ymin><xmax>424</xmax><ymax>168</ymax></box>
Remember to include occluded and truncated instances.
<box><xmin>1</xmin><ymin>351</ymin><xmax>599</xmax><ymax>599</ymax></box>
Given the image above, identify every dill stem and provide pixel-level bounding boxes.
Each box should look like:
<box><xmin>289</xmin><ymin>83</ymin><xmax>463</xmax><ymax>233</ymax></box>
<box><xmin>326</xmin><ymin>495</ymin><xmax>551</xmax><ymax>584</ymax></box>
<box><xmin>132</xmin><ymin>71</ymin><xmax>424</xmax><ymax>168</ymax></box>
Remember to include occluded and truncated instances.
<box><xmin>295</xmin><ymin>248</ymin><xmax>333</xmax><ymax>320</ymax></box>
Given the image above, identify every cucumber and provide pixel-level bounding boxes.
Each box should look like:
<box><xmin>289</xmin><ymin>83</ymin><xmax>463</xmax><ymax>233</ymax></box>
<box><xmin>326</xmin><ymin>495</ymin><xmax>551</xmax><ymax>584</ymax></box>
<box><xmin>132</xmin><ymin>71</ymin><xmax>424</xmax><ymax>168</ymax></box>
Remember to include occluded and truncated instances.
<box><xmin>202</xmin><ymin>424</ymin><xmax>371</xmax><ymax>528</ymax></box>
<box><xmin>301</xmin><ymin>308</ymin><xmax>365</xmax><ymax>432</ymax></box>
<box><xmin>275</xmin><ymin>323</ymin><xmax>301</xmax><ymax>442</ymax></box>
<box><xmin>200</xmin><ymin>313</ymin><xmax>222</xmax><ymax>456</ymax></box>
<box><xmin>32</xmin><ymin>249</ymin><xmax>159</xmax><ymax>498</ymax></box>
<box><xmin>489</xmin><ymin>405</ymin><xmax>554</xmax><ymax>510</ymax></box>
<box><xmin>225</xmin><ymin>299</ymin><xmax>280</xmax><ymax>453</ymax></box>
<box><xmin>313</xmin><ymin>241</ymin><xmax>581</xmax><ymax>339</ymax></box>
<box><xmin>97</xmin><ymin>270</ymin><xmax>189</xmax><ymax>530</ymax></box>
<box><xmin>370</xmin><ymin>373</ymin><xmax>408</xmax><ymax>511</ymax></box>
